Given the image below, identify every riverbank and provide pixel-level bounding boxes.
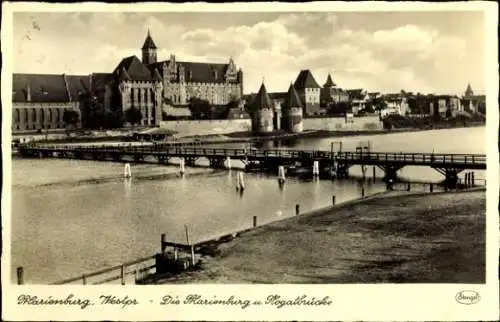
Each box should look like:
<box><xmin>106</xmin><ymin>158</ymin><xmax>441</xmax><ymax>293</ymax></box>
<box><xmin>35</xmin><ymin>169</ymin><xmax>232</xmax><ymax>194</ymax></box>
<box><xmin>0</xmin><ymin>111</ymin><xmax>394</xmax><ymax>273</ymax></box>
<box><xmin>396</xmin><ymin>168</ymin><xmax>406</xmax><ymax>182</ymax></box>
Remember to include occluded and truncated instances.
<box><xmin>149</xmin><ymin>189</ymin><xmax>485</xmax><ymax>284</ymax></box>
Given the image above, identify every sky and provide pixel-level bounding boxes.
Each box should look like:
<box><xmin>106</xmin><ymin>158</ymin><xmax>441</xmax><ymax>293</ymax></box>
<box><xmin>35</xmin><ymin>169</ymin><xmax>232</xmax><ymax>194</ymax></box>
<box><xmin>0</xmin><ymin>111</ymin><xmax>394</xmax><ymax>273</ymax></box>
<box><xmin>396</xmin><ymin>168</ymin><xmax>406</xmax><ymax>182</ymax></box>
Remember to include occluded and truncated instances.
<box><xmin>12</xmin><ymin>11</ymin><xmax>485</xmax><ymax>95</ymax></box>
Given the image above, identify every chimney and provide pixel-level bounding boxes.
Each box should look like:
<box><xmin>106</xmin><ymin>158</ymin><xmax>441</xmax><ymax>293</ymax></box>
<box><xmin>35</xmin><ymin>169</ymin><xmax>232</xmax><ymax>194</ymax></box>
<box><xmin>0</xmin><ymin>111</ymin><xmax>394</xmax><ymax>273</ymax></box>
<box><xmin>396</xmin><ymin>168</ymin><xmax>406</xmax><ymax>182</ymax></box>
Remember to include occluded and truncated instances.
<box><xmin>25</xmin><ymin>84</ymin><xmax>31</xmax><ymax>102</ymax></box>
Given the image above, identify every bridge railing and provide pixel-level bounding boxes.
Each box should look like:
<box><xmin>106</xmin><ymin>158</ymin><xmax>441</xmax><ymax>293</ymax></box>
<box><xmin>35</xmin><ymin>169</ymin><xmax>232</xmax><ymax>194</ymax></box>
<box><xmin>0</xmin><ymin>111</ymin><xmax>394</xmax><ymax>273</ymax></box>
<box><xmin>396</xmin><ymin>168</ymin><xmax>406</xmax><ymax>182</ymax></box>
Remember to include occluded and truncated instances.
<box><xmin>22</xmin><ymin>144</ymin><xmax>486</xmax><ymax>166</ymax></box>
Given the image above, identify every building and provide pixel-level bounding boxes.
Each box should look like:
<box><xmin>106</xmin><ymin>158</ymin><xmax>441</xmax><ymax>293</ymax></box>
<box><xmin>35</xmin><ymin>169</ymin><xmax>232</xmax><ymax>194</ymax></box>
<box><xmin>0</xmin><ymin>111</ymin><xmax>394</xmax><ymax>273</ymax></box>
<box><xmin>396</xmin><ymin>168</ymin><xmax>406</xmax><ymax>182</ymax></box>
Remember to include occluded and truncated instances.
<box><xmin>429</xmin><ymin>95</ymin><xmax>462</xmax><ymax>118</ymax></box>
<box><xmin>320</xmin><ymin>73</ymin><xmax>349</xmax><ymax>105</ymax></box>
<box><xmin>12</xmin><ymin>30</ymin><xmax>245</xmax><ymax>130</ymax></box>
<box><xmin>347</xmin><ymin>89</ymin><xmax>370</xmax><ymax>115</ymax></box>
<box><xmin>249</xmin><ymin>82</ymin><xmax>304</xmax><ymax>135</ymax></box>
<box><xmin>462</xmin><ymin>83</ymin><xmax>486</xmax><ymax>114</ymax></box>
<box><xmin>281</xmin><ymin>83</ymin><xmax>304</xmax><ymax>133</ymax></box>
<box><xmin>249</xmin><ymin>83</ymin><xmax>275</xmax><ymax>134</ymax></box>
<box><xmin>381</xmin><ymin>93</ymin><xmax>409</xmax><ymax>117</ymax></box>
<box><xmin>143</xmin><ymin>31</ymin><xmax>243</xmax><ymax>106</ymax></box>
<box><xmin>12</xmin><ymin>74</ymin><xmax>86</xmax><ymax>132</ymax></box>
<box><xmin>293</xmin><ymin>70</ymin><xmax>321</xmax><ymax>116</ymax></box>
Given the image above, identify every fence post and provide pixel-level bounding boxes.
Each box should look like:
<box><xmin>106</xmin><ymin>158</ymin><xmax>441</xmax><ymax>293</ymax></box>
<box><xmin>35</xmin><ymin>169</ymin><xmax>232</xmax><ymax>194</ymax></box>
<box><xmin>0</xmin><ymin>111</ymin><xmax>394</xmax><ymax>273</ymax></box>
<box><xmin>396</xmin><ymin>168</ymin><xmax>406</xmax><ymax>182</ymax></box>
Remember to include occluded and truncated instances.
<box><xmin>295</xmin><ymin>204</ymin><xmax>300</xmax><ymax>216</ymax></box>
<box><xmin>332</xmin><ymin>195</ymin><xmax>336</xmax><ymax>205</ymax></box>
<box><xmin>161</xmin><ymin>233</ymin><xmax>166</xmax><ymax>254</ymax></box>
<box><xmin>253</xmin><ymin>215</ymin><xmax>257</xmax><ymax>228</ymax></box>
<box><xmin>120</xmin><ymin>264</ymin><xmax>125</xmax><ymax>285</ymax></box>
<box><xmin>17</xmin><ymin>267</ymin><xmax>24</xmax><ymax>285</ymax></box>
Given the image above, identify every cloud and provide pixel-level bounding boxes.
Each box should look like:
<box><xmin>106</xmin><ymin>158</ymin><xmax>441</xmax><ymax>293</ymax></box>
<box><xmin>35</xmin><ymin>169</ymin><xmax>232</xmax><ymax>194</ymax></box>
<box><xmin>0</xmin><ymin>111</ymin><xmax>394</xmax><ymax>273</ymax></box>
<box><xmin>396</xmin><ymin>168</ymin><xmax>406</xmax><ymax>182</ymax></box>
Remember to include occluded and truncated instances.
<box><xmin>12</xmin><ymin>12</ymin><xmax>483</xmax><ymax>94</ymax></box>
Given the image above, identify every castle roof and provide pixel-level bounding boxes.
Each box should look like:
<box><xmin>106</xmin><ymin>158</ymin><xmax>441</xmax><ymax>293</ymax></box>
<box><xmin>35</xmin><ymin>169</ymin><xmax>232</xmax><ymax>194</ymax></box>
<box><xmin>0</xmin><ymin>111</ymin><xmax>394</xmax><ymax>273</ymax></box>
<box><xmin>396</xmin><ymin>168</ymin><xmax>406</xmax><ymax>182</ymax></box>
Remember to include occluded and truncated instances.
<box><xmin>284</xmin><ymin>83</ymin><xmax>303</xmax><ymax>109</ymax></box>
<box><xmin>149</xmin><ymin>60</ymin><xmax>231</xmax><ymax>84</ymax></box>
<box><xmin>12</xmin><ymin>73</ymin><xmax>89</xmax><ymax>103</ymax></box>
<box><xmin>294</xmin><ymin>69</ymin><xmax>321</xmax><ymax>89</ymax></box>
<box><xmin>142</xmin><ymin>30</ymin><xmax>157</xmax><ymax>50</ymax></box>
<box><xmin>114</xmin><ymin>55</ymin><xmax>153</xmax><ymax>81</ymax></box>
<box><xmin>324</xmin><ymin>73</ymin><xmax>336</xmax><ymax>87</ymax></box>
<box><xmin>118</xmin><ymin>67</ymin><xmax>132</xmax><ymax>81</ymax></box>
<box><xmin>153</xmin><ymin>68</ymin><xmax>162</xmax><ymax>81</ymax></box>
<box><xmin>250</xmin><ymin>83</ymin><xmax>273</xmax><ymax>110</ymax></box>
<box><xmin>465</xmin><ymin>83</ymin><xmax>474</xmax><ymax>96</ymax></box>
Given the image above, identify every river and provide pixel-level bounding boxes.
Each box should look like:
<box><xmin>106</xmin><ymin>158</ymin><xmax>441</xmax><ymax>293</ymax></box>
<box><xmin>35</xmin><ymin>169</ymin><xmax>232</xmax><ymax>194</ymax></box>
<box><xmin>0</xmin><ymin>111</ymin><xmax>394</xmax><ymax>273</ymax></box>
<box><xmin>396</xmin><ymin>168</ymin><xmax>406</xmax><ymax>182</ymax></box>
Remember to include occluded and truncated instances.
<box><xmin>10</xmin><ymin>127</ymin><xmax>486</xmax><ymax>284</ymax></box>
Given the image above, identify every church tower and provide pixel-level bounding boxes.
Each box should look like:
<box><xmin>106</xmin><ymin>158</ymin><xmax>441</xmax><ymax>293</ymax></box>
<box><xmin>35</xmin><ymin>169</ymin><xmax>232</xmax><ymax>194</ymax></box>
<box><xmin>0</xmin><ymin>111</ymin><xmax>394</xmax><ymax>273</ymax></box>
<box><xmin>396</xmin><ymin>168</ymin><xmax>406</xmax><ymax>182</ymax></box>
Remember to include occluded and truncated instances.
<box><xmin>141</xmin><ymin>29</ymin><xmax>157</xmax><ymax>65</ymax></box>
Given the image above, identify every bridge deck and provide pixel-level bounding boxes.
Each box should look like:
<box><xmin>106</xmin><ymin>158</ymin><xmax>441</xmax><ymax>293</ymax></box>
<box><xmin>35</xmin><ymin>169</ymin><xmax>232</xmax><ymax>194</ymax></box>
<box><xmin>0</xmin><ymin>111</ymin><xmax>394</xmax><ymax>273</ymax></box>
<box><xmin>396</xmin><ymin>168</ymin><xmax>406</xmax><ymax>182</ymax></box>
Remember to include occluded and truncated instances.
<box><xmin>19</xmin><ymin>145</ymin><xmax>486</xmax><ymax>170</ymax></box>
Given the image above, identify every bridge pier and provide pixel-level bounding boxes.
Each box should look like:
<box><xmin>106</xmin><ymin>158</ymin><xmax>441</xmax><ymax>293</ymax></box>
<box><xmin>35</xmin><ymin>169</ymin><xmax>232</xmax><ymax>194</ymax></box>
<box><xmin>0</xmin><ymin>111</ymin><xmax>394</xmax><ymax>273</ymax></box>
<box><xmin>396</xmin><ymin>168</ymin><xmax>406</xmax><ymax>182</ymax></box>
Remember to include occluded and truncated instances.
<box><xmin>208</xmin><ymin>158</ymin><xmax>225</xmax><ymax>169</ymax></box>
<box><xmin>185</xmin><ymin>158</ymin><xmax>197</xmax><ymax>167</ymax></box>
<box><xmin>336</xmin><ymin>163</ymin><xmax>350</xmax><ymax>179</ymax></box>
<box><xmin>157</xmin><ymin>155</ymin><xmax>169</xmax><ymax>164</ymax></box>
<box><xmin>381</xmin><ymin>165</ymin><xmax>403</xmax><ymax>182</ymax></box>
<box><xmin>433</xmin><ymin>167</ymin><xmax>463</xmax><ymax>189</ymax></box>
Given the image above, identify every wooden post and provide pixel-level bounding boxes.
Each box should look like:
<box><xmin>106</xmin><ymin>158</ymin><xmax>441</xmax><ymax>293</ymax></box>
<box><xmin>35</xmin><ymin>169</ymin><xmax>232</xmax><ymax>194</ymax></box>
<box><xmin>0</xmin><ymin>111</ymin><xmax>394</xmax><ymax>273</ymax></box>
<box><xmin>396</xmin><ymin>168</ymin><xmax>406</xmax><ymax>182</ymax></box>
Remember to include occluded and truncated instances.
<box><xmin>295</xmin><ymin>204</ymin><xmax>300</xmax><ymax>216</ymax></box>
<box><xmin>471</xmin><ymin>172</ymin><xmax>475</xmax><ymax>186</ymax></box>
<box><xmin>120</xmin><ymin>264</ymin><xmax>125</xmax><ymax>285</ymax></box>
<box><xmin>253</xmin><ymin>215</ymin><xmax>257</xmax><ymax>228</ymax></box>
<box><xmin>185</xmin><ymin>225</ymin><xmax>190</xmax><ymax>245</ymax></box>
<box><xmin>332</xmin><ymin>195</ymin><xmax>336</xmax><ymax>205</ymax></box>
<box><xmin>161</xmin><ymin>233</ymin><xmax>166</xmax><ymax>253</ymax></box>
<box><xmin>17</xmin><ymin>267</ymin><xmax>24</xmax><ymax>285</ymax></box>
<box><xmin>372</xmin><ymin>166</ymin><xmax>376</xmax><ymax>181</ymax></box>
<box><xmin>191</xmin><ymin>245</ymin><xmax>195</xmax><ymax>266</ymax></box>
<box><xmin>82</xmin><ymin>274</ymin><xmax>87</xmax><ymax>285</ymax></box>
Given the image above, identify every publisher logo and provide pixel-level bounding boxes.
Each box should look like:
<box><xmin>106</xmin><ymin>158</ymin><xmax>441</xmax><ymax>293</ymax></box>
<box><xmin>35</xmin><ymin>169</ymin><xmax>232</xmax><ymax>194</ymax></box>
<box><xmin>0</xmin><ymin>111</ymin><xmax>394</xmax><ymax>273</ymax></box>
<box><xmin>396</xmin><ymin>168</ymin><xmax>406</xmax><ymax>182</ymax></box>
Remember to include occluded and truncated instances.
<box><xmin>455</xmin><ymin>291</ymin><xmax>481</xmax><ymax>305</ymax></box>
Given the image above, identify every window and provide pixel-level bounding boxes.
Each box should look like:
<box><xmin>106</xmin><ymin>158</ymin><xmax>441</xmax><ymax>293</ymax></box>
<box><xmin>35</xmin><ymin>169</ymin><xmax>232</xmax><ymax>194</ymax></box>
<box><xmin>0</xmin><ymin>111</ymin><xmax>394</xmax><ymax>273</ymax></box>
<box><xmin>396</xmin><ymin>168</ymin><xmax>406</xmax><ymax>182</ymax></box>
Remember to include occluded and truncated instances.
<box><xmin>32</xmin><ymin>109</ymin><xmax>37</xmax><ymax>122</ymax></box>
<box><xmin>14</xmin><ymin>109</ymin><xmax>20</xmax><ymax>123</ymax></box>
<box><xmin>213</xmin><ymin>70</ymin><xmax>218</xmax><ymax>80</ymax></box>
<box><xmin>24</xmin><ymin>109</ymin><xmax>28</xmax><ymax>123</ymax></box>
<box><xmin>40</xmin><ymin>109</ymin><xmax>45</xmax><ymax>123</ymax></box>
<box><xmin>47</xmin><ymin>109</ymin><xmax>52</xmax><ymax>122</ymax></box>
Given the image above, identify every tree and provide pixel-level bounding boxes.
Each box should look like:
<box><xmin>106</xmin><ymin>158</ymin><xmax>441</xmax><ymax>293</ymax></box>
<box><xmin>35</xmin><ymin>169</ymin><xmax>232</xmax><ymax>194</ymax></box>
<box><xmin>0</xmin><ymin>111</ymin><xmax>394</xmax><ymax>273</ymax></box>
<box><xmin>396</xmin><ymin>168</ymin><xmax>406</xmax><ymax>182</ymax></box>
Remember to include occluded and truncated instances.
<box><xmin>188</xmin><ymin>97</ymin><xmax>212</xmax><ymax>120</ymax></box>
<box><xmin>62</xmin><ymin>110</ymin><xmax>79</xmax><ymax>133</ymax></box>
<box><xmin>125</xmin><ymin>107</ymin><xmax>143</xmax><ymax>127</ymax></box>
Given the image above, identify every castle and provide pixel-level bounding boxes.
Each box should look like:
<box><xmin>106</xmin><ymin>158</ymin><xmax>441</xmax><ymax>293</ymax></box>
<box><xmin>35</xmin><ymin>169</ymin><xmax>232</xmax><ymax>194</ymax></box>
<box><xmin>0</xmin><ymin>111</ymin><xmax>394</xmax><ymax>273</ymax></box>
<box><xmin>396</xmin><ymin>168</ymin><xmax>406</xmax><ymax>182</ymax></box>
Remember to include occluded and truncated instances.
<box><xmin>11</xmin><ymin>30</ymin><xmax>244</xmax><ymax>131</ymax></box>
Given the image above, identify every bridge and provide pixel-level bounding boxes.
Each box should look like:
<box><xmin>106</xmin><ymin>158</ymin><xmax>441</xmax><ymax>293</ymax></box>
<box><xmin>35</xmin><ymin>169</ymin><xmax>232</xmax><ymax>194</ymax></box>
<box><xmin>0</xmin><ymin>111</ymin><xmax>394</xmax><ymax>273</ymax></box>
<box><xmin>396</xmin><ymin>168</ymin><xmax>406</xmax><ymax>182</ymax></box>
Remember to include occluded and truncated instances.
<box><xmin>19</xmin><ymin>144</ymin><xmax>486</xmax><ymax>187</ymax></box>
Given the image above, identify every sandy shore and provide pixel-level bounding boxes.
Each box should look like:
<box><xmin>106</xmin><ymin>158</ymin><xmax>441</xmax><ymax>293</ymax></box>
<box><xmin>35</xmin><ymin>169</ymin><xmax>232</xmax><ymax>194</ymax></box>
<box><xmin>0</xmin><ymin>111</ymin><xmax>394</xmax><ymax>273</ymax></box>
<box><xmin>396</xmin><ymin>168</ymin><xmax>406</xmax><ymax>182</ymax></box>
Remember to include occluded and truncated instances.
<box><xmin>149</xmin><ymin>189</ymin><xmax>485</xmax><ymax>284</ymax></box>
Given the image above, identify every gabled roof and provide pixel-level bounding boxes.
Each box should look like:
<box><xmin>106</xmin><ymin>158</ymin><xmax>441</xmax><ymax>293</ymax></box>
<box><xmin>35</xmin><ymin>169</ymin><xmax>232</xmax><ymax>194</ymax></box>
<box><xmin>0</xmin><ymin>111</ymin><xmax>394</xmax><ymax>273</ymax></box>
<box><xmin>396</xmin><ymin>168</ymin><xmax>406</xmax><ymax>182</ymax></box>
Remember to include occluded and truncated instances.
<box><xmin>324</xmin><ymin>74</ymin><xmax>336</xmax><ymax>87</ymax></box>
<box><xmin>142</xmin><ymin>30</ymin><xmax>157</xmax><ymax>50</ymax></box>
<box><xmin>118</xmin><ymin>67</ymin><xmax>132</xmax><ymax>81</ymax></box>
<box><xmin>12</xmin><ymin>73</ymin><xmax>93</xmax><ymax>103</ymax></box>
<box><xmin>284</xmin><ymin>83</ymin><xmax>303</xmax><ymax>109</ymax></box>
<box><xmin>250</xmin><ymin>83</ymin><xmax>273</xmax><ymax>110</ymax></box>
<box><xmin>294</xmin><ymin>69</ymin><xmax>321</xmax><ymax>89</ymax></box>
<box><xmin>13</xmin><ymin>74</ymin><xmax>69</xmax><ymax>103</ymax></box>
<box><xmin>114</xmin><ymin>56</ymin><xmax>153</xmax><ymax>81</ymax></box>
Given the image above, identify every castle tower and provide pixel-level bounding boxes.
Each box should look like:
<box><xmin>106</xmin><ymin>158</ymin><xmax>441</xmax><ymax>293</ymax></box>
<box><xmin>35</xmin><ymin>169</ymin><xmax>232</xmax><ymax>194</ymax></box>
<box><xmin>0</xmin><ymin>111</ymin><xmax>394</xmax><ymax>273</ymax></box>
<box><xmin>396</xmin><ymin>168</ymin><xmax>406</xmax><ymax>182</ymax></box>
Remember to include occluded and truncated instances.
<box><xmin>250</xmin><ymin>82</ymin><xmax>274</xmax><ymax>134</ymax></box>
<box><xmin>283</xmin><ymin>83</ymin><xmax>304</xmax><ymax>133</ymax></box>
<box><xmin>141</xmin><ymin>29</ymin><xmax>157</xmax><ymax>65</ymax></box>
<box><xmin>324</xmin><ymin>73</ymin><xmax>336</xmax><ymax>88</ymax></box>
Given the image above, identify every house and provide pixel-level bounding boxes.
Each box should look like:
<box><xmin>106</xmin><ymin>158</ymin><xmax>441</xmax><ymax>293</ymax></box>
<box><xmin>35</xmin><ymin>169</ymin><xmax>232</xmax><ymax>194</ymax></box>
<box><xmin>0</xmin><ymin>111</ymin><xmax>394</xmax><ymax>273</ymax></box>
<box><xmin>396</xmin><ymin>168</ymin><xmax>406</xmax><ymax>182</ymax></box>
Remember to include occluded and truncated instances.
<box><xmin>462</xmin><ymin>83</ymin><xmax>486</xmax><ymax>114</ymax></box>
<box><xmin>347</xmin><ymin>89</ymin><xmax>369</xmax><ymax>115</ymax></box>
<box><xmin>320</xmin><ymin>73</ymin><xmax>349</xmax><ymax>105</ymax></box>
<box><xmin>293</xmin><ymin>70</ymin><xmax>321</xmax><ymax>116</ymax></box>
<box><xmin>381</xmin><ymin>93</ymin><xmax>409</xmax><ymax>117</ymax></box>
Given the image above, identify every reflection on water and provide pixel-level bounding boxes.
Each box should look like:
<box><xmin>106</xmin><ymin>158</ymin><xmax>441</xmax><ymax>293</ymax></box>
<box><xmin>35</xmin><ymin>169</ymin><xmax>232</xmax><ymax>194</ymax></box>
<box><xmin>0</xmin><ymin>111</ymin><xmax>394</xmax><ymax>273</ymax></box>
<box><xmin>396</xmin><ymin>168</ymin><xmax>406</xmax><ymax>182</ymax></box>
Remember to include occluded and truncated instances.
<box><xmin>11</xmin><ymin>127</ymin><xmax>486</xmax><ymax>283</ymax></box>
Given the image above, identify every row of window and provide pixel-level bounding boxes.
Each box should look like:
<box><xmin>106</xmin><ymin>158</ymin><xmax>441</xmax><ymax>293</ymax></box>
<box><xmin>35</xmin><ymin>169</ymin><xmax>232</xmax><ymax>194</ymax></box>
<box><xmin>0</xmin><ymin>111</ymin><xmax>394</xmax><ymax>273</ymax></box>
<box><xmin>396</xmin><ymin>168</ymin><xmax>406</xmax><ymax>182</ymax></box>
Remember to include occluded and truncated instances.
<box><xmin>13</xmin><ymin>108</ymin><xmax>73</xmax><ymax>124</ymax></box>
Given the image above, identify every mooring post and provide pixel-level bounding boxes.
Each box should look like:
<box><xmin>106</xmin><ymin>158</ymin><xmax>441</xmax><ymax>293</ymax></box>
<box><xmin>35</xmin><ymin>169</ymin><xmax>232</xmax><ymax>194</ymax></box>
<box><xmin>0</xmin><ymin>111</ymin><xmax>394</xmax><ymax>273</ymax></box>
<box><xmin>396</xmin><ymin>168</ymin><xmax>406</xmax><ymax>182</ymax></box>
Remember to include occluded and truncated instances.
<box><xmin>295</xmin><ymin>204</ymin><xmax>300</xmax><ymax>216</ymax></box>
<box><xmin>82</xmin><ymin>274</ymin><xmax>87</xmax><ymax>285</ymax></box>
<box><xmin>185</xmin><ymin>225</ymin><xmax>190</xmax><ymax>245</ymax></box>
<box><xmin>332</xmin><ymin>195</ymin><xmax>336</xmax><ymax>205</ymax></box>
<box><xmin>161</xmin><ymin>233</ymin><xmax>166</xmax><ymax>254</ymax></box>
<box><xmin>191</xmin><ymin>245</ymin><xmax>196</xmax><ymax>266</ymax></box>
<box><xmin>17</xmin><ymin>266</ymin><xmax>24</xmax><ymax>285</ymax></box>
<box><xmin>253</xmin><ymin>215</ymin><xmax>257</xmax><ymax>228</ymax></box>
<box><xmin>120</xmin><ymin>264</ymin><xmax>125</xmax><ymax>285</ymax></box>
